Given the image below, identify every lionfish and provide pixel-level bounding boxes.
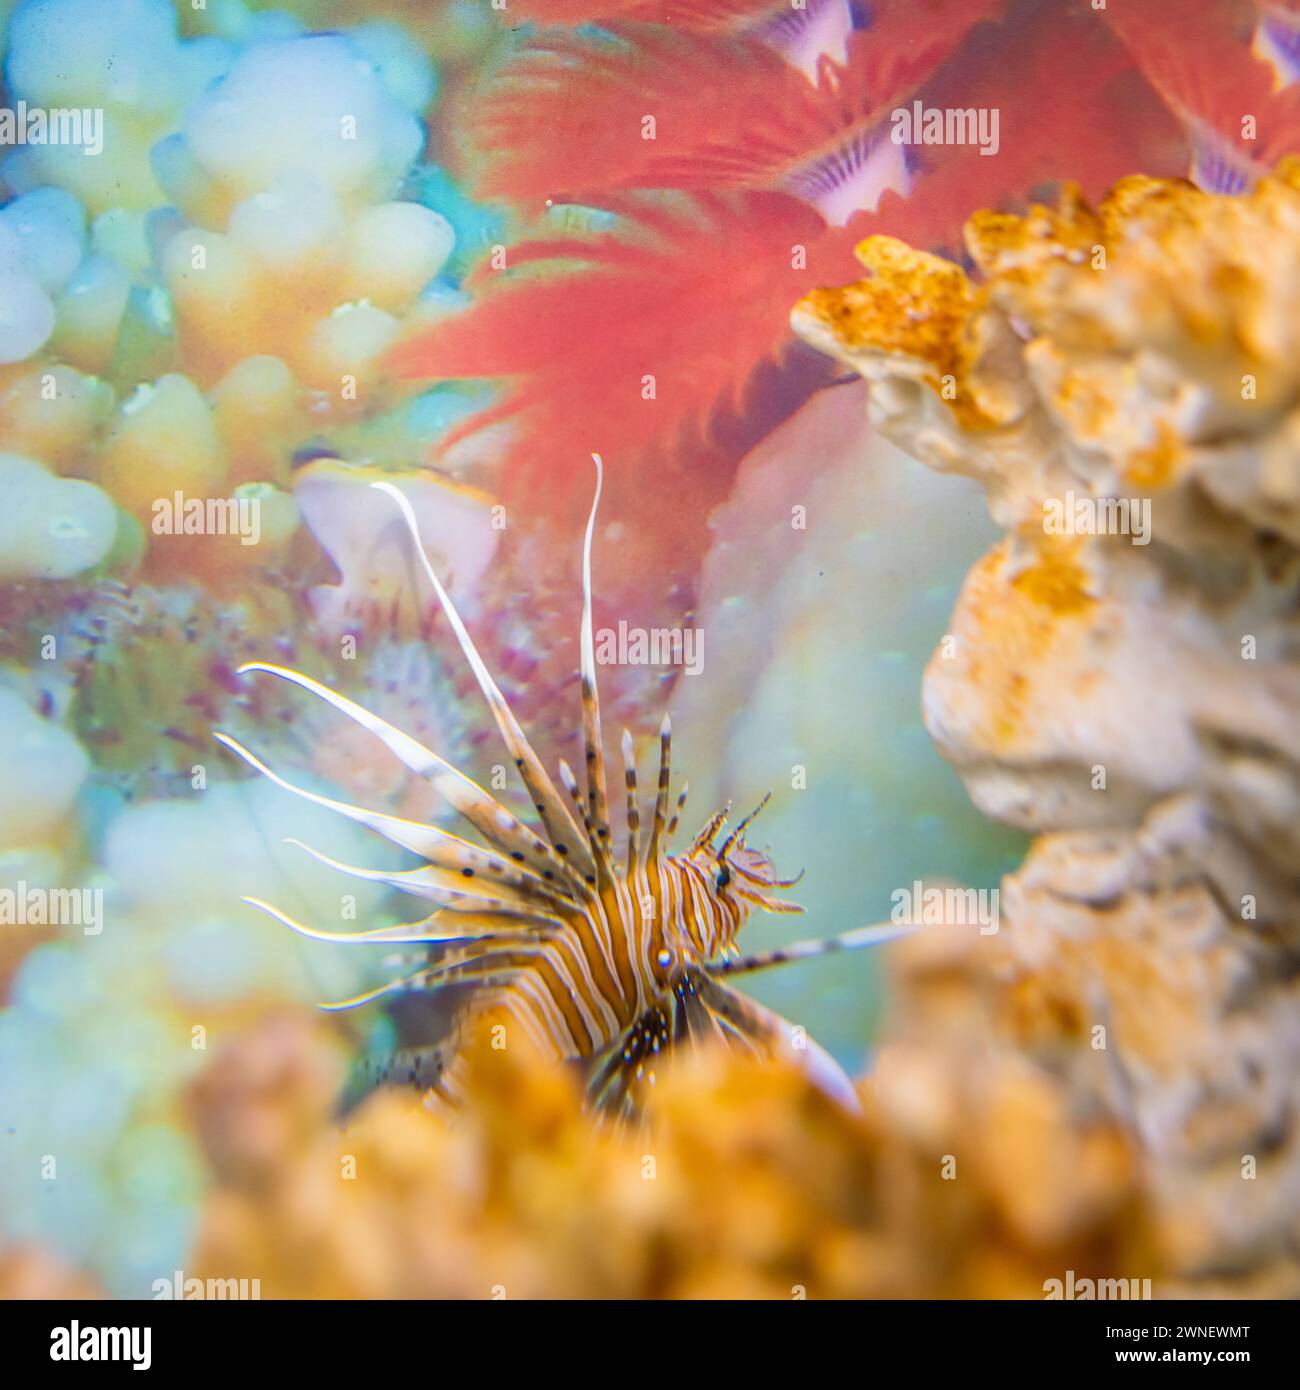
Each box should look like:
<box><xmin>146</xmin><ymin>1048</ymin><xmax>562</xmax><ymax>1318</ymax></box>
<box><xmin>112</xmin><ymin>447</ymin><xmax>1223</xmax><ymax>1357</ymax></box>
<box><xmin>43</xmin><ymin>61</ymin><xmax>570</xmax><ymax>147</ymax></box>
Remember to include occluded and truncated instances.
<box><xmin>215</xmin><ymin>457</ymin><xmax>906</xmax><ymax>1117</ymax></box>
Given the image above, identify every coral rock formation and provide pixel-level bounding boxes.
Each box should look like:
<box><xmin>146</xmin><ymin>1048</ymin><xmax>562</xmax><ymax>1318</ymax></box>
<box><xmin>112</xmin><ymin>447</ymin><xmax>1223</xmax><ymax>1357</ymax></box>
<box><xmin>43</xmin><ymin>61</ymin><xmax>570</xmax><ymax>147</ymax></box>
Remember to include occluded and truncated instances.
<box><xmin>794</xmin><ymin>167</ymin><xmax>1300</xmax><ymax>1293</ymax></box>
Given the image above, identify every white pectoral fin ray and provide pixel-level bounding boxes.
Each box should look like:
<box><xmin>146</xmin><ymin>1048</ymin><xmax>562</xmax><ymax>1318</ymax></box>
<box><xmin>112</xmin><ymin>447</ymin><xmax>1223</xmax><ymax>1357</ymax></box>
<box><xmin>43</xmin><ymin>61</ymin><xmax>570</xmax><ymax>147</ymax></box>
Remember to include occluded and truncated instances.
<box><xmin>281</xmin><ymin>837</ymin><xmax>552</xmax><ymax>910</ymax></box>
<box><xmin>320</xmin><ymin>946</ymin><xmax>550</xmax><ymax>1012</ymax></box>
<box><xmin>214</xmin><ymin>731</ymin><xmax>562</xmax><ymax>903</ymax></box>
<box><xmin>244</xmin><ymin>893</ymin><xmax>560</xmax><ymax>946</ymax></box>
<box><xmin>579</xmin><ymin>455</ymin><xmax>612</xmax><ymax>878</ymax></box>
<box><xmin>243</xmin><ymin>895</ymin><xmax>561</xmax><ymax>1014</ymax></box>
<box><xmin>369</xmin><ymin>481</ymin><xmax>595</xmax><ymax>880</ymax></box>
<box><xmin>237</xmin><ymin>661</ymin><xmax>570</xmax><ymax>886</ymax></box>
<box><xmin>242</xmin><ymin>895</ymin><xmax>512</xmax><ymax>947</ymax></box>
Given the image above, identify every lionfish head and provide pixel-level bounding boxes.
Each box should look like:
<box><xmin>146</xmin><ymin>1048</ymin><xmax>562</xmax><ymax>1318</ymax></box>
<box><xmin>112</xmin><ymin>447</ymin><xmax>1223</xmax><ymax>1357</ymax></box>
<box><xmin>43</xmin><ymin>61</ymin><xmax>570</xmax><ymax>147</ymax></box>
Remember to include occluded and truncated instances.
<box><xmin>699</xmin><ymin>793</ymin><xmax>805</xmax><ymax>921</ymax></box>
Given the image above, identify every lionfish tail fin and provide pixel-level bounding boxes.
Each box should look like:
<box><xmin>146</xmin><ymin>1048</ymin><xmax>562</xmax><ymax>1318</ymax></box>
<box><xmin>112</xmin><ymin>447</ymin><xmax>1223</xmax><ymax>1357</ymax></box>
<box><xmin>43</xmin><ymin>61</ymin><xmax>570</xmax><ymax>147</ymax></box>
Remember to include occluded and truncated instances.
<box><xmin>341</xmin><ymin>1042</ymin><xmax>457</xmax><ymax>1116</ymax></box>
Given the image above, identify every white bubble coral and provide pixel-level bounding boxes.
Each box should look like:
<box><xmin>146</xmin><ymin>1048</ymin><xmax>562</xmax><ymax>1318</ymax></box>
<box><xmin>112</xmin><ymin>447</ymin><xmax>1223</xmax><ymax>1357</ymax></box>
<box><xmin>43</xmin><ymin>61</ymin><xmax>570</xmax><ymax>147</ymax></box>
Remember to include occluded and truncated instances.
<box><xmin>0</xmin><ymin>221</ymin><xmax>54</xmax><ymax>364</ymax></box>
<box><xmin>166</xmin><ymin>35</ymin><xmax>423</xmax><ymax>218</ymax></box>
<box><xmin>344</xmin><ymin>202</ymin><xmax>453</xmax><ymax>311</ymax></box>
<box><xmin>0</xmin><ymin>364</ymin><xmax>113</xmax><ymax>468</ymax></box>
<box><xmin>99</xmin><ymin>375</ymin><xmax>226</xmax><ymax>515</ymax></box>
<box><xmin>0</xmin><ymin>262</ymin><xmax>54</xmax><ymax>363</ymax></box>
<box><xmin>0</xmin><ymin>188</ymin><xmax>96</xmax><ymax>364</ymax></box>
<box><xmin>0</xmin><ymin>687</ymin><xmax>88</xmax><ymax>848</ymax></box>
<box><xmin>0</xmin><ymin>187</ymin><xmax>86</xmax><ymax>294</ymax></box>
<box><xmin>2</xmin><ymin>0</ymin><xmax>227</xmax><ymax>214</ymax></box>
<box><xmin>104</xmin><ymin>777</ymin><xmax>393</xmax><ymax>1005</ymax></box>
<box><xmin>0</xmin><ymin>452</ymin><xmax>116</xmax><ymax>580</ymax></box>
<box><xmin>227</xmin><ymin>172</ymin><xmax>346</xmax><ymax>271</ymax></box>
<box><xmin>145</xmin><ymin>30</ymin><xmax>447</xmax><ymax>397</ymax></box>
<box><xmin>5</xmin><ymin>0</ymin><xmax>179</xmax><ymax>110</ymax></box>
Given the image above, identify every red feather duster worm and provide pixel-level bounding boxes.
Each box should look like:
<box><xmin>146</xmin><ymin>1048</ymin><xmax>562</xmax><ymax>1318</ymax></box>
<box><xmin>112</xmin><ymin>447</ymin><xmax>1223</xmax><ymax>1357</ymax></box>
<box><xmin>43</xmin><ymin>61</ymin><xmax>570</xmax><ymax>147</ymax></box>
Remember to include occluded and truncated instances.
<box><xmin>1105</xmin><ymin>0</ymin><xmax>1300</xmax><ymax>192</ymax></box>
<box><xmin>391</xmin><ymin>190</ymin><xmax>865</xmax><ymax>580</ymax></box>
<box><xmin>392</xmin><ymin>0</ymin><xmax>1300</xmax><ymax>680</ymax></box>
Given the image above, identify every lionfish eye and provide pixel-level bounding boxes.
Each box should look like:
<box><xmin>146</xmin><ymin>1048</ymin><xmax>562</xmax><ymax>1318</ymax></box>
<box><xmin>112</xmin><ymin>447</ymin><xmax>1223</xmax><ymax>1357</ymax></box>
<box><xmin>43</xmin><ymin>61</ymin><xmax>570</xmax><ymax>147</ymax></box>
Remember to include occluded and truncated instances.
<box><xmin>715</xmin><ymin>866</ymin><xmax>731</xmax><ymax>893</ymax></box>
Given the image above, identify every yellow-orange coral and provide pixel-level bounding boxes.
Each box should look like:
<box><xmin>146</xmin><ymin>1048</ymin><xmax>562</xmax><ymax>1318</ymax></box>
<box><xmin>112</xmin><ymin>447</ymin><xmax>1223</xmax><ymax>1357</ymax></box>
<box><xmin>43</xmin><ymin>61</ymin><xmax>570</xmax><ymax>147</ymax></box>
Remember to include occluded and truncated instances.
<box><xmin>796</xmin><ymin>235</ymin><xmax>1002</xmax><ymax>432</ymax></box>
<box><xmin>183</xmin><ymin>998</ymin><xmax>1158</xmax><ymax>1300</ymax></box>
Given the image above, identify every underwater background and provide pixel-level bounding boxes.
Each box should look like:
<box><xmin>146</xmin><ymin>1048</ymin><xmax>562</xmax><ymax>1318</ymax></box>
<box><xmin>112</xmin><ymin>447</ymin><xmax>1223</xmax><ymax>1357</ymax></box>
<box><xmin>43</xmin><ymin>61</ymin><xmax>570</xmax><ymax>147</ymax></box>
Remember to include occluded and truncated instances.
<box><xmin>0</xmin><ymin>0</ymin><xmax>1294</xmax><ymax>1297</ymax></box>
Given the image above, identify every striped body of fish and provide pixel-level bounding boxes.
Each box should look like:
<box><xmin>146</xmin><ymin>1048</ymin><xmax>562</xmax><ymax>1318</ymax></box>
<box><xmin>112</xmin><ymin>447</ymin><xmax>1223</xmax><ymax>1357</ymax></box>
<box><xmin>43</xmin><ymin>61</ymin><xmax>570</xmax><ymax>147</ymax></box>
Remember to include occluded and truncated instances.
<box><xmin>215</xmin><ymin>456</ymin><xmax>908</xmax><ymax>1117</ymax></box>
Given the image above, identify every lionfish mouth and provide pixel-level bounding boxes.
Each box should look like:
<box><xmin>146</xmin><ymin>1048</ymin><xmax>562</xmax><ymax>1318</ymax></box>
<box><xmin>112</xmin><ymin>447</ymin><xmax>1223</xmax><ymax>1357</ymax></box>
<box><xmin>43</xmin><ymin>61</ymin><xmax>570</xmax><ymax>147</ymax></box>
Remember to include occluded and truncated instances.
<box><xmin>215</xmin><ymin>455</ymin><xmax>911</xmax><ymax>1120</ymax></box>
